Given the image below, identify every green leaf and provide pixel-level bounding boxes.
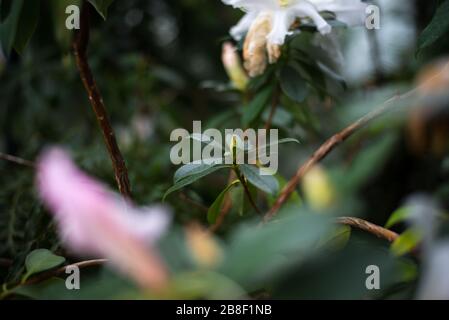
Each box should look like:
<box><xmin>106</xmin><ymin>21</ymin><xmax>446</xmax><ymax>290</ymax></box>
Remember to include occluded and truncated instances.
<box><xmin>247</xmin><ymin>66</ymin><xmax>274</xmax><ymax>92</ymax></box>
<box><xmin>207</xmin><ymin>180</ymin><xmax>240</xmax><ymax>224</ymax></box>
<box><xmin>385</xmin><ymin>207</ymin><xmax>410</xmax><ymax>229</ymax></box>
<box><xmin>279</xmin><ymin>65</ymin><xmax>309</xmax><ymax>103</ymax></box>
<box><xmin>230</xmin><ymin>185</ymin><xmax>245</xmax><ymax>216</ymax></box>
<box><xmin>343</xmin><ymin>134</ymin><xmax>397</xmax><ymax>191</ymax></box>
<box><xmin>87</xmin><ymin>0</ymin><xmax>114</xmax><ymax>20</ymax></box>
<box><xmin>174</xmin><ymin>162</ymin><xmax>227</xmax><ymax>183</ymax></box>
<box><xmin>417</xmin><ymin>0</ymin><xmax>449</xmax><ymax>52</ymax></box>
<box><xmin>391</xmin><ymin>229</ymin><xmax>422</xmax><ymax>257</ymax></box>
<box><xmin>13</xmin><ymin>0</ymin><xmax>39</xmax><ymax>54</ymax></box>
<box><xmin>257</xmin><ymin>137</ymin><xmax>300</xmax><ymax>154</ymax></box>
<box><xmin>317</xmin><ymin>225</ymin><xmax>351</xmax><ymax>251</ymax></box>
<box><xmin>164</xmin><ymin>165</ymin><xmax>228</xmax><ymax>200</ymax></box>
<box><xmin>13</xmin><ymin>278</ymin><xmax>68</xmax><ymax>300</ymax></box>
<box><xmin>220</xmin><ymin>211</ymin><xmax>332</xmax><ymax>286</ymax></box>
<box><xmin>228</xmin><ymin>182</ymin><xmax>258</xmax><ymax>217</ymax></box>
<box><xmin>239</xmin><ymin>164</ymin><xmax>279</xmax><ymax>195</ymax></box>
<box><xmin>170</xmin><ymin>271</ymin><xmax>246</xmax><ymax>300</ymax></box>
<box><xmin>189</xmin><ymin>132</ymin><xmax>223</xmax><ymax>147</ymax></box>
<box><xmin>0</xmin><ymin>0</ymin><xmax>24</xmax><ymax>56</ymax></box>
<box><xmin>242</xmin><ymin>86</ymin><xmax>273</xmax><ymax>126</ymax></box>
<box><xmin>23</xmin><ymin>249</ymin><xmax>66</xmax><ymax>281</ymax></box>
<box><xmin>273</xmin><ymin>137</ymin><xmax>300</xmax><ymax>145</ymax></box>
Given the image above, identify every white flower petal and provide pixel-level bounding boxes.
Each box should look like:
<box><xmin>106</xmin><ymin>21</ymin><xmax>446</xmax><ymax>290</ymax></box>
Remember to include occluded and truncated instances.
<box><xmin>418</xmin><ymin>242</ymin><xmax>449</xmax><ymax>300</ymax></box>
<box><xmin>313</xmin><ymin>0</ymin><xmax>367</xmax><ymax>26</ymax></box>
<box><xmin>266</xmin><ymin>10</ymin><xmax>296</xmax><ymax>45</ymax></box>
<box><xmin>223</xmin><ymin>0</ymin><xmax>278</xmax><ymax>11</ymax></box>
<box><xmin>230</xmin><ymin>11</ymin><xmax>260</xmax><ymax>41</ymax></box>
<box><xmin>291</xmin><ymin>1</ymin><xmax>332</xmax><ymax>35</ymax></box>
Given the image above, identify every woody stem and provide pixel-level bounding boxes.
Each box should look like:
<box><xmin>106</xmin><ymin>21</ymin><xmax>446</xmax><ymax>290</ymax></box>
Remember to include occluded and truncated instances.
<box><xmin>233</xmin><ymin>165</ymin><xmax>262</xmax><ymax>215</ymax></box>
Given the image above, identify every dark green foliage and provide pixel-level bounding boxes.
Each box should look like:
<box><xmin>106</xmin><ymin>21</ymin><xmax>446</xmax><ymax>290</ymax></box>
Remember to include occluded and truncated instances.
<box><xmin>0</xmin><ymin>0</ymin><xmax>448</xmax><ymax>300</ymax></box>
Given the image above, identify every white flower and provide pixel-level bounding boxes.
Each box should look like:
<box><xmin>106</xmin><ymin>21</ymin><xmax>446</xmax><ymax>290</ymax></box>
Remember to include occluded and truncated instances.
<box><xmin>223</xmin><ymin>0</ymin><xmax>367</xmax><ymax>76</ymax></box>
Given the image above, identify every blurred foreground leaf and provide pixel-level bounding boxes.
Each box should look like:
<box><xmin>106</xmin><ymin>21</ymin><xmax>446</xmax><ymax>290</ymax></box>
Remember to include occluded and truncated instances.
<box><xmin>391</xmin><ymin>229</ymin><xmax>422</xmax><ymax>256</ymax></box>
<box><xmin>385</xmin><ymin>207</ymin><xmax>411</xmax><ymax>229</ymax></box>
<box><xmin>219</xmin><ymin>209</ymin><xmax>331</xmax><ymax>288</ymax></box>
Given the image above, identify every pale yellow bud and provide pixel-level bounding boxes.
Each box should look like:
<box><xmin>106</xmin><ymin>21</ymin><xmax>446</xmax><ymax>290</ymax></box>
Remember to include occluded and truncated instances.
<box><xmin>302</xmin><ymin>165</ymin><xmax>336</xmax><ymax>211</ymax></box>
<box><xmin>244</xmin><ymin>12</ymin><xmax>271</xmax><ymax>77</ymax></box>
<box><xmin>243</xmin><ymin>12</ymin><xmax>282</xmax><ymax>77</ymax></box>
<box><xmin>267</xmin><ymin>43</ymin><xmax>281</xmax><ymax>64</ymax></box>
<box><xmin>186</xmin><ymin>224</ymin><xmax>223</xmax><ymax>268</ymax></box>
<box><xmin>221</xmin><ymin>42</ymin><xmax>249</xmax><ymax>91</ymax></box>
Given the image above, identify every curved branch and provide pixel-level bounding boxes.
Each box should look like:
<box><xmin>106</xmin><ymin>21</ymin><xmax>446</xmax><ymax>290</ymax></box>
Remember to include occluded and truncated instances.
<box><xmin>0</xmin><ymin>153</ymin><xmax>35</xmax><ymax>168</ymax></box>
<box><xmin>25</xmin><ymin>259</ymin><xmax>108</xmax><ymax>285</ymax></box>
<box><xmin>73</xmin><ymin>2</ymin><xmax>131</xmax><ymax>199</ymax></box>
<box><xmin>264</xmin><ymin>86</ymin><xmax>281</xmax><ymax>131</ymax></box>
<box><xmin>209</xmin><ymin>171</ymin><xmax>236</xmax><ymax>232</ymax></box>
<box><xmin>336</xmin><ymin>217</ymin><xmax>398</xmax><ymax>242</ymax></box>
<box><xmin>263</xmin><ymin>89</ymin><xmax>416</xmax><ymax>222</ymax></box>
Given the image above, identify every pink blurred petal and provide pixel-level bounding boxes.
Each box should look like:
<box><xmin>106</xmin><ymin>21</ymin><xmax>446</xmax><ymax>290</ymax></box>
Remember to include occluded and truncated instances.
<box><xmin>37</xmin><ymin>147</ymin><xmax>170</xmax><ymax>290</ymax></box>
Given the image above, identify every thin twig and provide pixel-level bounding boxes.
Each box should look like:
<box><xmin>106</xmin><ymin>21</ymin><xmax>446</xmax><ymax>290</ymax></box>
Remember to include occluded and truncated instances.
<box><xmin>336</xmin><ymin>217</ymin><xmax>398</xmax><ymax>242</ymax></box>
<box><xmin>179</xmin><ymin>193</ymin><xmax>208</xmax><ymax>213</ymax></box>
<box><xmin>0</xmin><ymin>152</ymin><xmax>35</xmax><ymax>168</ymax></box>
<box><xmin>264</xmin><ymin>89</ymin><xmax>417</xmax><ymax>222</ymax></box>
<box><xmin>264</xmin><ymin>86</ymin><xmax>281</xmax><ymax>131</ymax></box>
<box><xmin>24</xmin><ymin>259</ymin><xmax>108</xmax><ymax>286</ymax></box>
<box><xmin>209</xmin><ymin>171</ymin><xmax>236</xmax><ymax>232</ymax></box>
<box><xmin>0</xmin><ymin>259</ymin><xmax>108</xmax><ymax>299</ymax></box>
<box><xmin>73</xmin><ymin>2</ymin><xmax>132</xmax><ymax>199</ymax></box>
<box><xmin>234</xmin><ymin>167</ymin><xmax>262</xmax><ymax>215</ymax></box>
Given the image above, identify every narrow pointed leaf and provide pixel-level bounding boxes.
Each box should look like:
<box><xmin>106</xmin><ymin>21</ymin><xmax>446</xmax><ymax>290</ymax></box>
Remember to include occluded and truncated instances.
<box><xmin>174</xmin><ymin>162</ymin><xmax>227</xmax><ymax>183</ymax></box>
<box><xmin>207</xmin><ymin>180</ymin><xmax>240</xmax><ymax>224</ymax></box>
<box><xmin>164</xmin><ymin>165</ymin><xmax>228</xmax><ymax>200</ymax></box>
<box><xmin>239</xmin><ymin>164</ymin><xmax>279</xmax><ymax>195</ymax></box>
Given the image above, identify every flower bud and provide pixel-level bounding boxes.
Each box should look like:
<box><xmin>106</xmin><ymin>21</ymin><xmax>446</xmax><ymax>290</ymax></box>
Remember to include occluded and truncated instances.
<box><xmin>302</xmin><ymin>165</ymin><xmax>336</xmax><ymax>211</ymax></box>
<box><xmin>221</xmin><ymin>42</ymin><xmax>249</xmax><ymax>91</ymax></box>
<box><xmin>186</xmin><ymin>224</ymin><xmax>223</xmax><ymax>268</ymax></box>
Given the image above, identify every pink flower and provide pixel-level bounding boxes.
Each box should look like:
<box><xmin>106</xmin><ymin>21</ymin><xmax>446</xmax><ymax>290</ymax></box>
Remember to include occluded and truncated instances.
<box><xmin>37</xmin><ymin>148</ymin><xmax>170</xmax><ymax>290</ymax></box>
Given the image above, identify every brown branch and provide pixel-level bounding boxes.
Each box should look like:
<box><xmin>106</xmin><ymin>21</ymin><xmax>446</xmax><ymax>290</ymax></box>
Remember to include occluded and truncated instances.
<box><xmin>179</xmin><ymin>193</ymin><xmax>208</xmax><ymax>213</ymax></box>
<box><xmin>209</xmin><ymin>171</ymin><xmax>236</xmax><ymax>232</ymax></box>
<box><xmin>0</xmin><ymin>152</ymin><xmax>35</xmax><ymax>168</ymax></box>
<box><xmin>264</xmin><ymin>86</ymin><xmax>281</xmax><ymax>131</ymax></box>
<box><xmin>235</xmin><ymin>167</ymin><xmax>262</xmax><ymax>215</ymax></box>
<box><xmin>264</xmin><ymin>89</ymin><xmax>417</xmax><ymax>222</ymax></box>
<box><xmin>0</xmin><ymin>259</ymin><xmax>107</xmax><ymax>299</ymax></box>
<box><xmin>336</xmin><ymin>217</ymin><xmax>398</xmax><ymax>242</ymax></box>
<box><xmin>24</xmin><ymin>259</ymin><xmax>108</xmax><ymax>286</ymax></box>
<box><xmin>209</xmin><ymin>194</ymin><xmax>233</xmax><ymax>232</ymax></box>
<box><xmin>73</xmin><ymin>2</ymin><xmax>132</xmax><ymax>199</ymax></box>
